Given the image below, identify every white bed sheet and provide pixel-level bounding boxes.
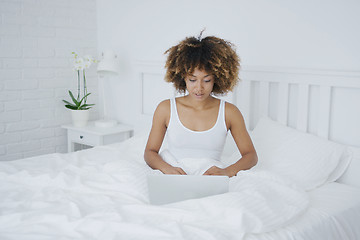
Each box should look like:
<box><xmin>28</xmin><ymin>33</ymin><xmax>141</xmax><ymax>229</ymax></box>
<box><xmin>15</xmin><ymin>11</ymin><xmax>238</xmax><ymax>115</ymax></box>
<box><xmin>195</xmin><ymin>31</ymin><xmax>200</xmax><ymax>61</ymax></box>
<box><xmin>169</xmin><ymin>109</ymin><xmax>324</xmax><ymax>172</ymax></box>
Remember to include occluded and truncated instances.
<box><xmin>245</xmin><ymin>182</ymin><xmax>360</xmax><ymax>240</ymax></box>
<box><xmin>0</xmin><ymin>136</ymin><xmax>359</xmax><ymax>240</ymax></box>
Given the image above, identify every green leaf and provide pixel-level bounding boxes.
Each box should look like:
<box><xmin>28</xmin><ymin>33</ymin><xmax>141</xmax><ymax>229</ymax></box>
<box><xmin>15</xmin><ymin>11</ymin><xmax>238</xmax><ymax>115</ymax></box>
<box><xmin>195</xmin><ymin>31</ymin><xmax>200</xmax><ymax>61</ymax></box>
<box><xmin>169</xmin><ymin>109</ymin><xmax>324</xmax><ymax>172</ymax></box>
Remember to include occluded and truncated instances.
<box><xmin>77</xmin><ymin>93</ymin><xmax>91</xmax><ymax>106</ymax></box>
<box><xmin>68</xmin><ymin>91</ymin><xmax>80</xmax><ymax>106</ymax></box>
<box><xmin>82</xmin><ymin>103</ymin><xmax>95</xmax><ymax>106</ymax></box>
<box><xmin>65</xmin><ymin>104</ymin><xmax>78</xmax><ymax>110</ymax></box>
<box><xmin>81</xmin><ymin>104</ymin><xmax>95</xmax><ymax>108</ymax></box>
<box><xmin>81</xmin><ymin>93</ymin><xmax>91</xmax><ymax>101</ymax></box>
<box><xmin>62</xmin><ymin>100</ymin><xmax>75</xmax><ymax>106</ymax></box>
<box><xmin>77</xmin><ymin>103</ymin><xmax>95</xmax><ymax>110</ymax></box>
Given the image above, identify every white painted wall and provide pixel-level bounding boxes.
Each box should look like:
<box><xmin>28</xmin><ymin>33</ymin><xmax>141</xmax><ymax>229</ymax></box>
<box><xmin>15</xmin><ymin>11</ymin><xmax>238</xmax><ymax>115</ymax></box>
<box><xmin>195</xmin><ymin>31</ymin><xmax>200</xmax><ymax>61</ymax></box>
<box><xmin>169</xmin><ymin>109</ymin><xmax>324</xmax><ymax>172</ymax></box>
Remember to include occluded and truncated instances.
<box><xmin>96</xmin><ymin>0</ymin><xmax>360</xmax><ymax>126</ymax></box>
<box><xmin>0</xmin><ymin>0</ymin><xmax>98</xmax><ymax>161</ymax></box>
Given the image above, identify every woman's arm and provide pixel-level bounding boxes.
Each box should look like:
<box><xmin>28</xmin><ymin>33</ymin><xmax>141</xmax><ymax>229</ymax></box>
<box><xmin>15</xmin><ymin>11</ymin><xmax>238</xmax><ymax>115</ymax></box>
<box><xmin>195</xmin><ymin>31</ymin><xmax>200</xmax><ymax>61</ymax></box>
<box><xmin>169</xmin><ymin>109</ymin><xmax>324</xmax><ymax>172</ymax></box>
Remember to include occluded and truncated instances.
<box><xmin>225</xmin><ymin>102</ymin><xmax>258</xmax><ymax>176</ymax></box>
<box><xmin>144</xmin><ymin>100</ymin><xmax>186</xmax><ymax>175</ymax></box>
<box><xmin>204</xmin><ymin>102</ymin><xmax>258</xmax><ymax>177</ymax></box>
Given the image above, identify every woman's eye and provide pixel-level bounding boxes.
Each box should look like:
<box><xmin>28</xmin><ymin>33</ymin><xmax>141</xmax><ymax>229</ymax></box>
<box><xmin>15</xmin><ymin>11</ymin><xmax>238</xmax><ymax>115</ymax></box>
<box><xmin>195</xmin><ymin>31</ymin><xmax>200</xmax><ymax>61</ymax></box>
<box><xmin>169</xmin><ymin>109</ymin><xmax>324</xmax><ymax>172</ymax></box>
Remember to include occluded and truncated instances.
<box><xmin>189</xmin><ymin>79</ymin><xmax>196</xmax><ymax>82</ymax></box>
<box><xmin>204</xmin><ymin>79</ymin><xmax>211</xmax><ymax>82</ymax></box>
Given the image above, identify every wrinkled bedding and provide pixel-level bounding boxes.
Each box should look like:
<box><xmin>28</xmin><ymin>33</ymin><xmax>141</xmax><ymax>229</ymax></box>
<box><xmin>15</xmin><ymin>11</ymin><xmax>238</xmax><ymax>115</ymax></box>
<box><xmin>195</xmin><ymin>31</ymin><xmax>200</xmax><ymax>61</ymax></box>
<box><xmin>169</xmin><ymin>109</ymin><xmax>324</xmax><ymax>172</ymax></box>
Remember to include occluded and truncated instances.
<box><xmin>0</xmin><ymin>136</ymin><xmax>309</xmax><ymax>240</ymax></box>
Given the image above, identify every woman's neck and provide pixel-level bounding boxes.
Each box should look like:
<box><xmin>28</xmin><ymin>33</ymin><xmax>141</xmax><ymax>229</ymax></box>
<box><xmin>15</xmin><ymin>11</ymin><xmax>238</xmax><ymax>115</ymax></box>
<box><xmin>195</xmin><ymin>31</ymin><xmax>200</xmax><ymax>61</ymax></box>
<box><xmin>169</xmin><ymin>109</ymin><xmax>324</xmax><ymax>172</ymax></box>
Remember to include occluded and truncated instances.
<box><xmin>183</xmin><ymin>95</ymin><xmax>216</xmax><ymax>110</ymax></box>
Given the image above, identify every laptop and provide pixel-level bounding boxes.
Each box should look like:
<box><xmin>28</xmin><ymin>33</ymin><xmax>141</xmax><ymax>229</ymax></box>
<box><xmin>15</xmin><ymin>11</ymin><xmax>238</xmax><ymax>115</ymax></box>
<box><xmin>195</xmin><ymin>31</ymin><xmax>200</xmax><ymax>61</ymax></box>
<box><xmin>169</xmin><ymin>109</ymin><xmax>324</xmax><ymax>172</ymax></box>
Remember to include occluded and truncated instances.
<box><xmin>147</xmin><ymin>174</ymin><xmax>229</xmax><ymax>205</ymax></box>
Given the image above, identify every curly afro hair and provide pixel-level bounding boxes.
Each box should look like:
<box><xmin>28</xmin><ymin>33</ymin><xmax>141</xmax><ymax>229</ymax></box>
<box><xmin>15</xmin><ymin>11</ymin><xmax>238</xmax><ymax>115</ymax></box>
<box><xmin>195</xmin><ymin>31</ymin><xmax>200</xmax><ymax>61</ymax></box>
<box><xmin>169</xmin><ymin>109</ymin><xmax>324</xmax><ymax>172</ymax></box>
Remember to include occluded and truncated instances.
<box><xmin>164</xmin><ymin>34</ymin><xmax>240</xmax><ymax>95</ymax></box>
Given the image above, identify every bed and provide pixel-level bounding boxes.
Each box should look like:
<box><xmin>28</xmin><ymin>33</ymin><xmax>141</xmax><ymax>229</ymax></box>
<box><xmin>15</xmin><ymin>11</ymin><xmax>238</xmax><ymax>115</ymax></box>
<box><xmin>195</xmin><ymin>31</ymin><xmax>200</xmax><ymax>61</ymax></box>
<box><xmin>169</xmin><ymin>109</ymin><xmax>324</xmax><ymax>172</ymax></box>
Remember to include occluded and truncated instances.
<box><xmin>0</xmin><ymin>62</ymin><xmax>359</xmax><ymax>240</ymax></box>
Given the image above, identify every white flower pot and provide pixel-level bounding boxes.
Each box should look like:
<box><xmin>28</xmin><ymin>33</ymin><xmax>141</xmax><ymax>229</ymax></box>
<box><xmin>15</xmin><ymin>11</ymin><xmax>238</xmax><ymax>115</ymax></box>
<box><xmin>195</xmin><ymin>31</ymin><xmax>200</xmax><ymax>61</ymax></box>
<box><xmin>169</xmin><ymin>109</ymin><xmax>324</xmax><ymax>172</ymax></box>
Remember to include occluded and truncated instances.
<box><xmin>71</xmin><ymin>109</ymin><xmax>90</xmax><ymax>127</ymax></box>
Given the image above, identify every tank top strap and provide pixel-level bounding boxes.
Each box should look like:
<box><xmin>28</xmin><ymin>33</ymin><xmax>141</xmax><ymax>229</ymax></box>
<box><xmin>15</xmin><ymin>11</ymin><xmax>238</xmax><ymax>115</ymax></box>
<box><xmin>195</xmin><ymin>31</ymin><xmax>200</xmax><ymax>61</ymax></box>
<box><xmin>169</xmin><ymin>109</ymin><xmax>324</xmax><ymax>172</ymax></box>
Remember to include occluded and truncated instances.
<box><xmin>219</xmin><ymin>99</ymin><xmax>227</xmax><ymax>131</ymax></box>
<box><xmin>170</xmin><ymin>98</ymin><xmax>176</xmax><ymax>118</ymax></box>
<box><xmin>168</xmin><ymin>98</ymin><xmax>177</xmax><ymax>130</ymax></box>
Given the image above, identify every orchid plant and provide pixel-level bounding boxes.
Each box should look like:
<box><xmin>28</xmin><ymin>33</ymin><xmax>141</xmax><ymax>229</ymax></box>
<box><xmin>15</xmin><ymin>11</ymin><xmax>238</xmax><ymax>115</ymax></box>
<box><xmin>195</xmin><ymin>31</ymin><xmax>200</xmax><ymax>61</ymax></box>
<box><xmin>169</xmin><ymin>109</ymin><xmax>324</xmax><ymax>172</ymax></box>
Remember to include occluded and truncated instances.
<box><xmin>63</xmin><ymin>52</ymin><xmax>97</xmax><ymax>110</ymax></box>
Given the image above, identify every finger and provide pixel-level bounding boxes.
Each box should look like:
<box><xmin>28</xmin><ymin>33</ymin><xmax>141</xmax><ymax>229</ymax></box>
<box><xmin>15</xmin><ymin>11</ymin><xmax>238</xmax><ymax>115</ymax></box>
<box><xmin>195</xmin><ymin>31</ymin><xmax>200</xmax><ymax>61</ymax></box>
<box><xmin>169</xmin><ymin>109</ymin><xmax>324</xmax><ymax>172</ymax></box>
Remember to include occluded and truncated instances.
<box><xmin>203</xmin><ymin>166</ymin><xmax>216</xmax><ymax>175</ymax></box>
<box><xmin>176</xmin><ymin>168</ymin><xmax>186</xmax><ymax>175</ymax></box>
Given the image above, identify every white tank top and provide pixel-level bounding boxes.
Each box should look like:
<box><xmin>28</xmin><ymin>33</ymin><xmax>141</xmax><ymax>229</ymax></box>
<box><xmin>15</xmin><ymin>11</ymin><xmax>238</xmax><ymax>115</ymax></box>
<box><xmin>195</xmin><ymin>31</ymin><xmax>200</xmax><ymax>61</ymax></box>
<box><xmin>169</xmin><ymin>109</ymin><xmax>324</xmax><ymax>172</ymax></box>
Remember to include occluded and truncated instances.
<box><xmin>165</xmin><ymin>98</ymin><xmax>228</xmax><ymax>161</ymax></box>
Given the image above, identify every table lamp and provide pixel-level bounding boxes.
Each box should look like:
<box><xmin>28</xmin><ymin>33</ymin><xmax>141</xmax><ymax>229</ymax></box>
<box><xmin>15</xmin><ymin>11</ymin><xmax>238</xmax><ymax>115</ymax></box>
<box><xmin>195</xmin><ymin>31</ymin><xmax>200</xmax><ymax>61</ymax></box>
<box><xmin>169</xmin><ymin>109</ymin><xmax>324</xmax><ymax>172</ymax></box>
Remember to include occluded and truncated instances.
<box><xmin>95</xmin><ymin>50</ymin><xmax>119</xmax><ymax>128</ymax></box>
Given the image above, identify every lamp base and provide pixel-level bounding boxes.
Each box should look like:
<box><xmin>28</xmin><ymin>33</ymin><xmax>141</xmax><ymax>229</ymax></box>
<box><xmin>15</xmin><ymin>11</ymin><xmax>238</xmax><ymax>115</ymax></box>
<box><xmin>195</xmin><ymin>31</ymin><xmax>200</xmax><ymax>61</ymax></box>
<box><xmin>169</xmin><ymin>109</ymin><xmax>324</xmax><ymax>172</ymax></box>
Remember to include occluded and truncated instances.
<box><xmin>94</xmin><ymin>119</ymin><xmax>118</xmax><ymax>128</ymax></box>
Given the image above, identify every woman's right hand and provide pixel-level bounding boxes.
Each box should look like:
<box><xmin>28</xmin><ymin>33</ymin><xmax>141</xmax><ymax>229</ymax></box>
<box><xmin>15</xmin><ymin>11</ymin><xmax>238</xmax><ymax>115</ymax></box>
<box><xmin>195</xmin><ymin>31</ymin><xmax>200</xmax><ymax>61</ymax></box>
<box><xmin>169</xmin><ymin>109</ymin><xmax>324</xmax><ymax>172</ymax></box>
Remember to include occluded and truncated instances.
<box><xmin>162</xmin><ymin>166</ymin><xmax>187</xmax><ymax>175</ymax></box>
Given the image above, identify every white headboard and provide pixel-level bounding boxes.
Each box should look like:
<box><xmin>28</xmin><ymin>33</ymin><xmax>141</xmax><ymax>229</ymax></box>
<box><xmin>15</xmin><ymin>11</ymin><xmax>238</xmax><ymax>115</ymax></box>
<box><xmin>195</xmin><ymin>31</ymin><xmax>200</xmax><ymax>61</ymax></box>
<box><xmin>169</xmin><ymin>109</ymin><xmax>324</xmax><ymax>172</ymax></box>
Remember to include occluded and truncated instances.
<box><xmin>133</xmin><ymin>61</ymin><xmax>360</xmax><ymax>148</ymax></box>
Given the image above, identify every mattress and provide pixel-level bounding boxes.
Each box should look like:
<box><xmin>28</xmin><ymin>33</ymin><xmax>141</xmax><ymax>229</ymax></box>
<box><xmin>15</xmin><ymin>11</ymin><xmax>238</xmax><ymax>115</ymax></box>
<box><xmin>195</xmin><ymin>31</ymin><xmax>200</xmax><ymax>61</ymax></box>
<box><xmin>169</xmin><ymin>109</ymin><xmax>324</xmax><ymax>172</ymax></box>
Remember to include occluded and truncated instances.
<box><xmin>245</xmin><ymin>182</ymin><xmax>360</xmax><ymax>240</ymax></box>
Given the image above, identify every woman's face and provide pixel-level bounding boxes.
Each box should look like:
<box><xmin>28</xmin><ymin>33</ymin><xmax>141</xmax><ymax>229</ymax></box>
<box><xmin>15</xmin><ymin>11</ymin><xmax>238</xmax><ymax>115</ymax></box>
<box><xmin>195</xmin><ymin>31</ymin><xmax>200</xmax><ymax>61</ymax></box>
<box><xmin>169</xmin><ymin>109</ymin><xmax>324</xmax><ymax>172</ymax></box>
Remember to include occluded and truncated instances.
<box><xmin>185</xmin><ymin>68</ymin><xmax>214</xmax><ymax>101</ymax></box>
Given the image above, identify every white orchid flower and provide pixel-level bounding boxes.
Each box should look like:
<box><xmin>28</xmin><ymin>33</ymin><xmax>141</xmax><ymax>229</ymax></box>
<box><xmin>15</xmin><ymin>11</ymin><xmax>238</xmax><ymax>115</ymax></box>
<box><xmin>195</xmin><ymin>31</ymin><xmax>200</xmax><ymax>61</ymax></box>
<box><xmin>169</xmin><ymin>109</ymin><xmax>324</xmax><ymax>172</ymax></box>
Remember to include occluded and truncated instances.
<box><xmin>73</xmin><ymin>57</ymin><xmax>85</xmax><ymax>71</ymax></box>
<box><xmin>83</xmin><ymin>55</ymin><xmax>93</xmax><ymax>69</ymax></box>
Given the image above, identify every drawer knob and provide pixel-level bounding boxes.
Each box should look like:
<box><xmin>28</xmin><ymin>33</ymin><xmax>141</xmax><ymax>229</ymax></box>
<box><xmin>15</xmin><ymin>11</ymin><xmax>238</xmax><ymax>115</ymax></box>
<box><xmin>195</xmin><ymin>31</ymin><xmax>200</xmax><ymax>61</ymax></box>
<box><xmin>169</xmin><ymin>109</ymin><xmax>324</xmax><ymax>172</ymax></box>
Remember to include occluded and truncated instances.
<box><xmin>80</xmin><ymin>136</ymin><xmax>83</xmax><ymax>139</ymax></box>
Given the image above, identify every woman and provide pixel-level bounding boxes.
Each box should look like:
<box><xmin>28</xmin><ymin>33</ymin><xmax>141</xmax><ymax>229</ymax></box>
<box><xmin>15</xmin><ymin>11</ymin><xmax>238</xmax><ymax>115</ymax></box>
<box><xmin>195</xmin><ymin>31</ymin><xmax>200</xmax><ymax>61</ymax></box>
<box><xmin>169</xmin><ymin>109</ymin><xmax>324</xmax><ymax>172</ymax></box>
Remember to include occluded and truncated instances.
<box><xmin>144</xmin><ymin>34</ymin><xmax>257</xmax><ymax>177</ymax></box>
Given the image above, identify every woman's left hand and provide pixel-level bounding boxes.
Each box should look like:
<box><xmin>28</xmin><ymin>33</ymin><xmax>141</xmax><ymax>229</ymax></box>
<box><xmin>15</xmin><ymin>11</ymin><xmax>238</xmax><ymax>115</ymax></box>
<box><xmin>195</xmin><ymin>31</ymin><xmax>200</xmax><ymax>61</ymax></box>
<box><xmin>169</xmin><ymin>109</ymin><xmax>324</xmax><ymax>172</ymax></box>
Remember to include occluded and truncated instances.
<box><xmin>203</xmin><ymin>166</ymin><xmax>234</xmax><ymax>177</ymax></box>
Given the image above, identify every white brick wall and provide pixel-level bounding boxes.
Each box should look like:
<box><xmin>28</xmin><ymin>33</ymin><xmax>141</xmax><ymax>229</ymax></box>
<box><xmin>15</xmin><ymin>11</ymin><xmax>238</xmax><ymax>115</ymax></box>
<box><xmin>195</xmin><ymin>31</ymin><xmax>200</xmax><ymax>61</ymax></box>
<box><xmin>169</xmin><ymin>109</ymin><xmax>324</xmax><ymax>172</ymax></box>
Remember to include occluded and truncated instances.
<box><xmin>0</xmin><ymin>0</ymin><xmax>99</xmax><ymax>161</ymax></box>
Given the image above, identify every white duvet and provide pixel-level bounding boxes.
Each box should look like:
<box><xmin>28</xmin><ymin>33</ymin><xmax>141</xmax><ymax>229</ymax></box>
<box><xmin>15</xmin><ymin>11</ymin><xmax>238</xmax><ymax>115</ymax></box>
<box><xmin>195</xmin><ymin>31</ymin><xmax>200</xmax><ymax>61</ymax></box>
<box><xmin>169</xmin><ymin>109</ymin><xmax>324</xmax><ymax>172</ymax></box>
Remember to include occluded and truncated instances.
<box><xmin>0</xmin><ymin>136</ymin><xmax>309</xmax><ymax>240</ymax></box>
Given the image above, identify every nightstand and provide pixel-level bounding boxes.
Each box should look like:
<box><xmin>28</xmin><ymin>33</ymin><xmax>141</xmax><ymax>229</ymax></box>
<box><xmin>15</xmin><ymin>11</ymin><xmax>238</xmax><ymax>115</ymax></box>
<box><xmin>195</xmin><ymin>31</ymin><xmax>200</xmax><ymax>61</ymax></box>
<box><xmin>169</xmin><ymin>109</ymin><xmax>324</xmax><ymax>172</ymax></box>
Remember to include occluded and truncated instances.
<box><xmin>62</xmin><ymin>121</ymin><xmax>134</xmax><ymax>152</ymax></box>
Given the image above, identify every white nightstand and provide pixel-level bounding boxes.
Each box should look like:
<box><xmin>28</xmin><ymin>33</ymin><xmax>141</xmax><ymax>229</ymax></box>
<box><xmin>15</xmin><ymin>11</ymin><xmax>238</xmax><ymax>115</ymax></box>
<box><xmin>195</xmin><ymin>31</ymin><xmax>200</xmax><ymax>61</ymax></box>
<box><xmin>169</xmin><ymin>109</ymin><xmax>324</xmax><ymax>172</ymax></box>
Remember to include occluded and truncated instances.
<box><xmin>62</xmin><ymin>121</ymin><xmax>134</xmax><ymax>153</ymax></box>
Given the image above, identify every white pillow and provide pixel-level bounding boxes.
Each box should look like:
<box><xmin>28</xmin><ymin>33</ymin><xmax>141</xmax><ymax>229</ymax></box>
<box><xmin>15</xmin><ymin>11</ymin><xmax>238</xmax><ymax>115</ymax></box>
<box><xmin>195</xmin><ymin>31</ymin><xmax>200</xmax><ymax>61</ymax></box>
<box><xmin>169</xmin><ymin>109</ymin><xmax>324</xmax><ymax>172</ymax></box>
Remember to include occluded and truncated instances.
<box><xmin>337</xmin><ymin>146</ymin><xmax>360</xmax><ymax>188</ymax></box>
<box><xmin>250</xmin><ymin>117</ymin><xmax>351</xmax><ymax>191</ymax></box>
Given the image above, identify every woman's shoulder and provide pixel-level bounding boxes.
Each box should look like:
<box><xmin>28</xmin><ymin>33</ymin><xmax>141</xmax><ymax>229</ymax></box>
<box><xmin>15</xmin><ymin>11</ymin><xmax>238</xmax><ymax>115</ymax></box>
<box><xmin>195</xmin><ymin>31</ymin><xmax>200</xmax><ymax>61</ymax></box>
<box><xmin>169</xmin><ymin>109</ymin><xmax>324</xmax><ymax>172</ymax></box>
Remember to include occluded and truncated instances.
<box><xmin>156</xmin><ymin>99</ymin><xmax>171</xmax><ymax>112</ymax></box>
<box><xmin>224</xmin><ymin>101</ymin><xmax>239</xmax><ymax>112</ymax></box>
<box><xmin>153</xmin><ymin>99</ymin><xmax>171</xmax><ymax>125</ymax></box>
<box><xmin>225</xmin><ymin>101</ymin><xmax>244</xmax><ymax>119</ymax></box>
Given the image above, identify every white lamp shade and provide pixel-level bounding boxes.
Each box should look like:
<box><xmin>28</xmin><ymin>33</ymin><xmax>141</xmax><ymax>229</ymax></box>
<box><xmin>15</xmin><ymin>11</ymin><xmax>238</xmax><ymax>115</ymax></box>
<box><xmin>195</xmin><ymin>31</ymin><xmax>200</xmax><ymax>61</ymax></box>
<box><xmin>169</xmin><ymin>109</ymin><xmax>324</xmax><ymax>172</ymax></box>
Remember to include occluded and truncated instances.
<box><xmin>97</xmin><ymin>51</ymin><xmax>119</xmax><ymax>77</ymax></box>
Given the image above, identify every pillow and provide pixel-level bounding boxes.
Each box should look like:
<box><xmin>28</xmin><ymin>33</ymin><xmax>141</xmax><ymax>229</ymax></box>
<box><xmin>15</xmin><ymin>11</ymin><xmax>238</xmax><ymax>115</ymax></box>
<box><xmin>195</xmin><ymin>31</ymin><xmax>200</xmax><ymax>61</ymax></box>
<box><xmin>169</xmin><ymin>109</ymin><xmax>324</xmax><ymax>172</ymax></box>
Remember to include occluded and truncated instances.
<box><xmin>337</xmin><ymin>146</ymin><xmax>360</xmax><ymax>188</ymax></box>
<box><xmin>249</xmin><ymin>117</ymin><xmax>351</xmax><ymax>191</ymax></box>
